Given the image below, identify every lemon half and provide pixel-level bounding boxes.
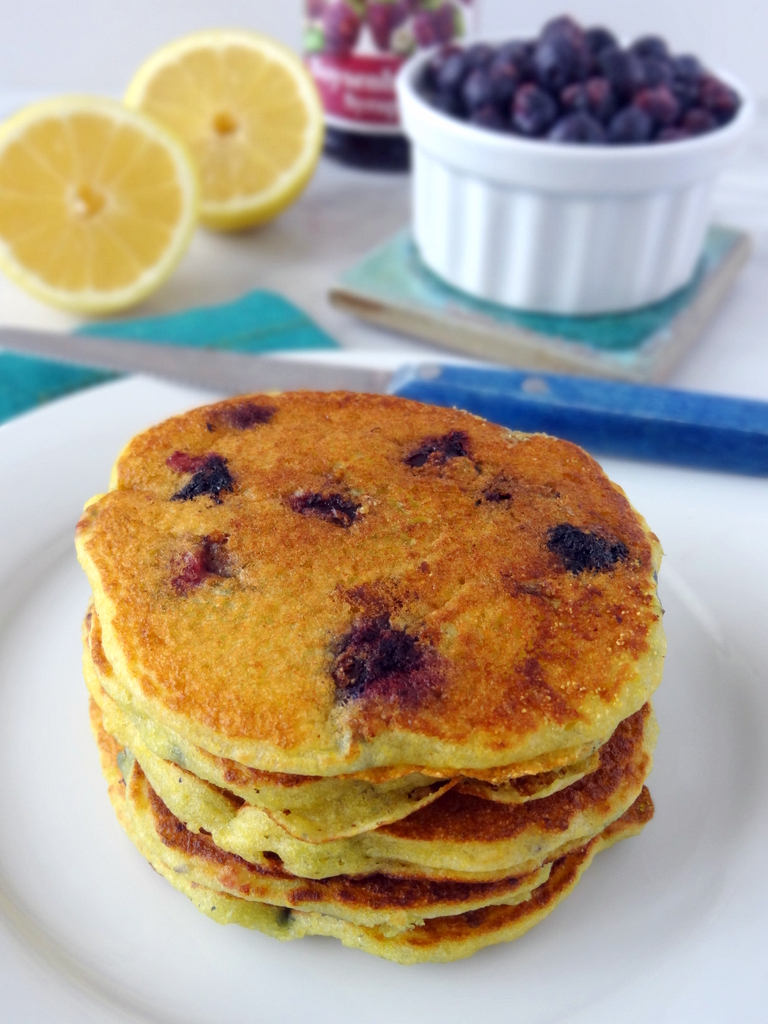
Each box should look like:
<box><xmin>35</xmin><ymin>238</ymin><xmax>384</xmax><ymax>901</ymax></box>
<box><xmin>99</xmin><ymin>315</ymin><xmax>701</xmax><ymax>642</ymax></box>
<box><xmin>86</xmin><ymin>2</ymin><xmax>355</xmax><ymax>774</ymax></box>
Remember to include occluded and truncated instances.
<box><xmin>0</xmin><ymin>95</ymin><xmax>198</xmax><ymax>314</ymax></box>
<box><xmin>126</xmin><ymin>29</ymin><xmax>324</xmax><ymax>231</ymax></box>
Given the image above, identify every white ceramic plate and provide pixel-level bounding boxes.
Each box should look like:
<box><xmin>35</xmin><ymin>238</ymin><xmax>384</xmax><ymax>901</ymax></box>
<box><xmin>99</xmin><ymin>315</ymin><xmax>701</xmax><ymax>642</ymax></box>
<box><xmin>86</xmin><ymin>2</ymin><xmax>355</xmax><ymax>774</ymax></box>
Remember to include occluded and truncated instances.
<box><xmin>0</xmin><ymin>377</ymin><xmax>767</xmax><ymax>1024</ymax></box>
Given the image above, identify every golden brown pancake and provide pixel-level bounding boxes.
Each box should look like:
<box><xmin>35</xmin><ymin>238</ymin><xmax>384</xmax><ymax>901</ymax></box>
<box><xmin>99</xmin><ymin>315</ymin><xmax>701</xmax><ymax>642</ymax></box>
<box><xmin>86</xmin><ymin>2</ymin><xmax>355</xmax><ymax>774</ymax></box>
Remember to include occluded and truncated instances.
<box><xmin>86</xmin><ymin>620</ymin><xmax>621</xmax><ymax>884</ymax></box>
<box><xmin>84</xmin><ymin>605</ymin><xmax>604</xmax><ymax>843</ymax></box>
<box><xmin>83</xmin><ymin>609</ymin><xmax>457</xmax><ymax>843</ymax></box>
<box><xmin>455</xmin><ymin>752</ymin><xmax>601</xmax><ymax>803</ymax></box>
<box><xmin>76</xmin><ymin>391</ymin><xmax>665</xmax><ymax>775</ymax></box>
<box><xmin>86</xmin><ymin>632</ymin><xmax>654</xmax><ymax>881</ymax></box>
<box><xmin>344</xmin><ymin>742</ymin><xmax>608</xmax><ymax>785</ymax></box>
<box><xmin>90</xmin><ymin>694</ymin><xmax>653</xmax><ymax>962</ymax></box>
<box><xmin>122</xmin><ymin>750</ymin><xmax>550</xmax><ymax>934</ymax></box>
<box><xmin>90</xmin><ymin>699</ymin><xmax>548</xmax><ymax>933</ymax></box>
<box><xmin>152</xmin><ymin>700</ymin><xmax>653</xmax><ymax>878</ymax></box>
<box><xmin>174</xmin><ymin>796</ymin><xmax>653</xmax><ymax>963</ymax></box>
<box><xmin>94</xmin><ymin>658</ymin><xmax>655</xmax><ymax>881</ymax></box>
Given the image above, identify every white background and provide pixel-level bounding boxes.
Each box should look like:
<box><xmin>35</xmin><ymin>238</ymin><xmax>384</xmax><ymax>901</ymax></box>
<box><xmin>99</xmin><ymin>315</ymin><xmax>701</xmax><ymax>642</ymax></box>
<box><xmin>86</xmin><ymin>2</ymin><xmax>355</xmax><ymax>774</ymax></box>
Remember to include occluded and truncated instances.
<box><xmin>1</xmin><ymin>0</ymin><xmax>766</xmax><ymax>97</ymax></box>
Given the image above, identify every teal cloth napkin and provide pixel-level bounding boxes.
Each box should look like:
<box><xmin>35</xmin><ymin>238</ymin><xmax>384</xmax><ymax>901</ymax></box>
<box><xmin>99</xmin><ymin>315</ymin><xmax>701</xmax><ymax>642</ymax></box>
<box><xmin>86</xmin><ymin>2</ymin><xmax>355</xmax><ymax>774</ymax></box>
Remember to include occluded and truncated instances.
<box><xmin>0</xmin><ymin>291</ymin><xmax>338</xmax><ymax>427</ymax></box>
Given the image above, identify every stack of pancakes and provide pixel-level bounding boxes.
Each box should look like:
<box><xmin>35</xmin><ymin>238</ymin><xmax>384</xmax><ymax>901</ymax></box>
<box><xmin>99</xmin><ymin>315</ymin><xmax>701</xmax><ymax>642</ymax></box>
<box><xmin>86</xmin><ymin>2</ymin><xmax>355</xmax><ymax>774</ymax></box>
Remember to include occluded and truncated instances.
<box><xmin>76</xmin><ymin>391</ymin><xmax>665</xmax><ymax>964</ymax></box>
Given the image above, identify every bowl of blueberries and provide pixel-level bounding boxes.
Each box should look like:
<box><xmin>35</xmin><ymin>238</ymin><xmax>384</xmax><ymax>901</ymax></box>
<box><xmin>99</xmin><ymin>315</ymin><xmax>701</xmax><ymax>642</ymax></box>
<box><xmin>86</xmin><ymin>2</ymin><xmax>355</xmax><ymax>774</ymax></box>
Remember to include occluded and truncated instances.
<box><xmin>396</xmin><ymin>15</ymin><xmax>752</xmax><ymax>314</ymax></box>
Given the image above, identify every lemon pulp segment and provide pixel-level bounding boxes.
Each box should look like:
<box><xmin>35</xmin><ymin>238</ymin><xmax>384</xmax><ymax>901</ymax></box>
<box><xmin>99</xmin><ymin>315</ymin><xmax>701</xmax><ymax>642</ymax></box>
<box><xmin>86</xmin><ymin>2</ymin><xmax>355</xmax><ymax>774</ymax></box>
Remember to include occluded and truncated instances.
<box><xmin>0</xmin><ymin>96</ymin><xmax>198</xmax><ymax>313</ymax></box>
<box><xmin>126</xmin><ymin>30</ymin><xmax>324</xmax><ymax>230</ymax></box>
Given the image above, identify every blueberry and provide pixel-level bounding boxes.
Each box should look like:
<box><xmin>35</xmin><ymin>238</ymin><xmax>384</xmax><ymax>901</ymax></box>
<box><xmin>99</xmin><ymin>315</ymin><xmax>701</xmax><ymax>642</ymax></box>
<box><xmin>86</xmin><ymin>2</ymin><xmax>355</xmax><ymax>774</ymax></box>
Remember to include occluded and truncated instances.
<box><xmin>488</xmin><ymin>55</ymin><xmax>525</xmax><ymax>105</ymax></box>
<box><xmin>420</xmin><ymin>45</ymin><xmax>461</xmax><ymax>92</ymax></box>
<box><xmin>699</xmin><ymin>75</ymin><xmax>740</xmax><ymax>123</ymax></box>
<box><xmin>331</xmin><ymin>615</ymin><xmax>423</xmax><ymax>699</ymax></box>
<box><xmin>170</xmin><ymin>531</ymin><xmax>232</xmax><ymax>594</ymax></box>
<box><xmin>435</xmin><ymin>50</ymin><xmax>470</xmax><ymax>93</ymax></box>
<box><xmin>171</xmin><ymin>455</ymin><xmax>234</xmax><ymax>503</ymax></box>
<box><xmin>671</xmin><ymin>54</ymin><xmax>703</xmax><ymax>82</ymax></box>
<box><xmin>547</xmin><ymin>524</ymin><xmax>628</xmax><ymax>574</ymax></box>
<box><xmin>430</xmin><ymin>90</ymin><xmax>464</xmax><ymax>117</ymax></box>
<box><xmin>513</xmin><ymin>83</ymin><xmax>559</xmax><ymax>136</ymax></box>
<box><xmin>671</xmin><ymin>54</ymin><xmax>703</xmax><ymax>108</ymax></box>
<box><xmin>598</xmin><ymin>47</ymin><xmax>646</xmax><ymax>100</ymax></box>
<box><xmin>631</xmin><ymin>35</ymin><xmax>669</xmax><ymax>61</ymax></box>
<box><xmin>534</xmin><ymin>32</ymin><xmax>590</xmax><ymax>91</ymax></box>
<box><xmin>167</xmin><ymin>451</ymin><xmax>208</xmax><ymax>473</ymax></box>
<box><xmin>482</xmin><ymin>484</ymin><xmax>513</xmax><ymax>502</ymax></box>
<box><xmin>469</xmin><ymin>105</ymin><xmax>508</xmax><ymax>132</ymax></box>
<box><xmin>540</xmin><ymin>15</ymin><xmax>585</xmax><ymax>46</ymax></box>
<box><xmin>405</xmin><ymin>431</ymin><xmax>472</xmax><ymax>468</ymax></box>
<box><xmin>608</xmin><ymin>105</ymin><xmax>654</xmax><ymax>143</ymax></box>
<box><xmin>584</xmin><ymin>26</ymin><xmax>617</xmax><ymax>57</ymax></box>
<box><xmin>462</xmin><ymin>68</ymin><xmax>497</xmax><ymax>112</ymax></box>
<box><xmin>561</xmin><ymin>76</ymin><xmax>616</xmax><ymax>123</ymax></box>
<box><xmin>200</xmin><ymin>532</ymin><xmax>231</xmax><ymax>578</ymax></box>
<box><xmin>560</xmin><ymin>81</ymin><xmax>585</xmax><ymax>112</ymax></box>
<box><xmin>588</xmin><ymin>76</ymin><xmax>619</xmax><ymax>122</ymax></box>
<box><xmin>641</xmin><ymin>55</ymin><xmax>673</xmax><ymax>88</ymax></box>
<box><xmin>548</xmin><ymin>112</ymin><xmax>606</xmax><ymax>143</ymax></box>
<box><xmin>288</xmin><ymin>490</ymin><xmax>361</xmax><ymax>527</ymax></box>
<box><xmin>212</xmin><ymin>401</ymin><xmax>276</xmax><ymax>430</ymax></box>
<box><xmin>420</xmin><ymin>27</ymin><xmax>732</xmax><ymax>146</ymax></box>
<box><xmin>171</xmin><ymin>532</ymin><xmax>233</xmax><ymax>598</ymax></box>
<box><xmin>634</xmin><ymin>86</ymin><xmax>680</xmax><ymax>126</ymax></box>
<box><xmin>464</xmin><ymin>43</ymin><xmax>496</xmax><ymax>71</ymax></box>
<box><xmin>671</xmin><ymin>79</ymin><xmax>699</xmax><ymax>111</ymax></box>
<box><xmin>495</xmin><ymin>39</ymin><xmax>534</xmax><ymax>76</ymax></box>
<box><xmin>681</xmin><ymin>107</ymin><xmax>719</xmax><ymax>134</ymax></box>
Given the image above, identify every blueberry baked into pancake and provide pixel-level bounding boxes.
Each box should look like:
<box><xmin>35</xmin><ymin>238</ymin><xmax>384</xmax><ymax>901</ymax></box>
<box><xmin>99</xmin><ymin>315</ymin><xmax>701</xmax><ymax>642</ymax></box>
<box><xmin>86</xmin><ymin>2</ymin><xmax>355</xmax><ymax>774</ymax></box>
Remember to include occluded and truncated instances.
<box><xmin>76</xmin><ymin>391</ymin><xmax>665</xmax><ymax>963</ymax></box>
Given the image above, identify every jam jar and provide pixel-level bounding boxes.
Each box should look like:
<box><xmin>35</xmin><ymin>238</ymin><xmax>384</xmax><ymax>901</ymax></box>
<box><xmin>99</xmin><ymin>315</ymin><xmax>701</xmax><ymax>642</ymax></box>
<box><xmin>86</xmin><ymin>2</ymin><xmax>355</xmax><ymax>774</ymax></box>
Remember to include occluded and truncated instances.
<box><xmin>303</xmin><ymin>1</ymin><xmax>477</xmax><ymax>170</ymax></box>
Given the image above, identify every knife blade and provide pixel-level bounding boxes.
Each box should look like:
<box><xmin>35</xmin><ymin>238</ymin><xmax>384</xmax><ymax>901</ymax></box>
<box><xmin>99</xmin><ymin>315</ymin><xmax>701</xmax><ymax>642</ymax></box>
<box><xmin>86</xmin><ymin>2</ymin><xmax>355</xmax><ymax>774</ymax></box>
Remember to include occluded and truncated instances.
<box><xmin>3</xmin><ymin>325</ymin><xmax>768</xmax><ymax>475</ymax></box>
<box><xmin>0</xmin><ymin>325</ymin><xmax>393</xmax><ymax>395</ymax></box>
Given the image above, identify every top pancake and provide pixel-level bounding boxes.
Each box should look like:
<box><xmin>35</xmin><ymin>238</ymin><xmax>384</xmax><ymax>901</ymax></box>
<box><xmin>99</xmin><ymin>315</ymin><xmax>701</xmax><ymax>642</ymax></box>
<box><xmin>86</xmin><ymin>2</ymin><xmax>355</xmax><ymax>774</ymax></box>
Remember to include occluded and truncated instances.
<box><xmin>75</xmin><ymin>391</ymin><xmax>665</xmax><ymax>775</ymax></box>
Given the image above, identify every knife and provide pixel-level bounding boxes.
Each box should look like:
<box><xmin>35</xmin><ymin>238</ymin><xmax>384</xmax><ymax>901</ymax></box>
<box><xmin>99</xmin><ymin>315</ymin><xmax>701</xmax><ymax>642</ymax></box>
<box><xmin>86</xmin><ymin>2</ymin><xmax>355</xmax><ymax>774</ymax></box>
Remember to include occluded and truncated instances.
<box><xmin>2</xmin><ymin>325</ymin><xmax>768</xmax><ymax>475</ymax></box>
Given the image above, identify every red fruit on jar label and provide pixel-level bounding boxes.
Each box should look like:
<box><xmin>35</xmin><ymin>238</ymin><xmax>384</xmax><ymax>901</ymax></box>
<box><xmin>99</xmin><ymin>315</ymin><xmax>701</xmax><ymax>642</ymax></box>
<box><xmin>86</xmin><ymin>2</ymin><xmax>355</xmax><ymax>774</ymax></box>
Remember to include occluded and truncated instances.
<box><xmin>304</xmin><ymin>0</ymin><xmax>476</xmax><ymax>132</ymax></box>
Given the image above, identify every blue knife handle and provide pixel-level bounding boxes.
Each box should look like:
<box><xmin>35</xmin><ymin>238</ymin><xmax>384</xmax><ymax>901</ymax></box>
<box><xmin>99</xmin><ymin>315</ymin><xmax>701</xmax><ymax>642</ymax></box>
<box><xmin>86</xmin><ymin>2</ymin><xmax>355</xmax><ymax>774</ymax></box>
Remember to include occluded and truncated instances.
<box><xmin>389</xmin><ymin>364</ymin><xmax>768</xmax><ymax>476</ymax></box>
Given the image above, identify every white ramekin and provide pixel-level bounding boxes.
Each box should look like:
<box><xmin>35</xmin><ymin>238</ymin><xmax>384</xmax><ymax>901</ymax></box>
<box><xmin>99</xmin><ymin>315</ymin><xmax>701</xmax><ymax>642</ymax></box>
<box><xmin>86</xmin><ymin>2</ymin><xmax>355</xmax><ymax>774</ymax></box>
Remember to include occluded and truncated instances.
<box><xmin>396</xmin><ymin>53</ymin><xmax>754</xmax><ymax>314</ymax></box>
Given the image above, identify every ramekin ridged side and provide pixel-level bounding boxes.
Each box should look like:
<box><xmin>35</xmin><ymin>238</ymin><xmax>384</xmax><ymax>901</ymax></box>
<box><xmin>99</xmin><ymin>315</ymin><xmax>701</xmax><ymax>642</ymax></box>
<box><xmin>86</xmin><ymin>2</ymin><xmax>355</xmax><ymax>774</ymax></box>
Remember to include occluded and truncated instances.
<box><xmin>397</xmin><ymin>53</ymin><xmax>753</xmax><ymax>315</ymax></box>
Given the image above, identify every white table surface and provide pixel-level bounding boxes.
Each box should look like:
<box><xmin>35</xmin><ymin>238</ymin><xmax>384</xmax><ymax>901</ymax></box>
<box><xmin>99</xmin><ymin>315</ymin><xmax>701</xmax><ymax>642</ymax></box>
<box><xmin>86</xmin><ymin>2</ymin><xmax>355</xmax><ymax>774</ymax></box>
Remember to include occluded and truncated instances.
<box><xmin>1</xmin><ymin>92</ymin><xmax>768</xmax><ymax>404</ymax></box>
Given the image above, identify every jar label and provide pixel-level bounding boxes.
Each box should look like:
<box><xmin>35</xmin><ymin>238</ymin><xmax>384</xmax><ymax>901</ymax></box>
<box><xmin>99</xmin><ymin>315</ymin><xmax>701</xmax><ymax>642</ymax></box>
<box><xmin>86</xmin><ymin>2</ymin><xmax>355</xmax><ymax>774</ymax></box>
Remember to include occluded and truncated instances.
<box><xmin>307</xmin><ymin>53</ymin><xmax>402</xmax><ymax>129</ymax></box>
<box><xmin>304</xmin><ymin>1</ymin><xmax>476</xmax><ymax>133</ymax></box>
